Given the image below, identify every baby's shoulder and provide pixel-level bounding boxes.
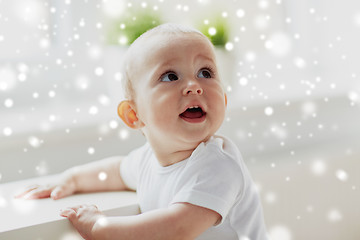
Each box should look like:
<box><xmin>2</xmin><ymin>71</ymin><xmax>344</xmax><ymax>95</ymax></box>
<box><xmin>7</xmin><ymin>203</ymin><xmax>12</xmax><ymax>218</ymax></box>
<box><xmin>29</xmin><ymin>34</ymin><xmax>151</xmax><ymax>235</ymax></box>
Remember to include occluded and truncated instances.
<box><xmin>190</xmin><ymin>136</ymin><xmax>244</xmax><ymax>174</ymax></box>
<box><xmin>198</xmin><ymin>136</ymin><xmax>242</xmax><ymax>163</ymax></box>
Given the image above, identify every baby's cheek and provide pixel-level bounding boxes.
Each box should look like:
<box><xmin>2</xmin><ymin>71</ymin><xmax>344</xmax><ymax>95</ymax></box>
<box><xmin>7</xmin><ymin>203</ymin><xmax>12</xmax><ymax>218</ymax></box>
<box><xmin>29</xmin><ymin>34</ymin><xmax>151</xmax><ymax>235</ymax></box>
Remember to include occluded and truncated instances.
<box><xmin>154</xmin><ymin>115</ymin><xmax>174</xmax><ymax>130</ymax></box>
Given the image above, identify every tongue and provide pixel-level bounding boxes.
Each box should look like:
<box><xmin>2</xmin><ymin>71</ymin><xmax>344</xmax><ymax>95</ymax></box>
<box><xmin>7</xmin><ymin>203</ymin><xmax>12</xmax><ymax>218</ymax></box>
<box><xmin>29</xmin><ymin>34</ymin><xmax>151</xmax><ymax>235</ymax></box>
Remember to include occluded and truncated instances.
<box><xmin>180</xmin><ymin>108</ymin><xmax>203</xmax><ymax>119</ymax></box>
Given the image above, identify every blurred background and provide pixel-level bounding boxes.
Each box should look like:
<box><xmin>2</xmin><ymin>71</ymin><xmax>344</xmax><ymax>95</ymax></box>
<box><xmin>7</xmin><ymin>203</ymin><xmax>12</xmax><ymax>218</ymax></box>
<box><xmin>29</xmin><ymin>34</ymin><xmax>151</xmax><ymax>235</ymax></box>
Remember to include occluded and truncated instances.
<box><xmin>1</xmin><ymin>0</ymin><xmax>359</xmax><ymax>239</ymax></box>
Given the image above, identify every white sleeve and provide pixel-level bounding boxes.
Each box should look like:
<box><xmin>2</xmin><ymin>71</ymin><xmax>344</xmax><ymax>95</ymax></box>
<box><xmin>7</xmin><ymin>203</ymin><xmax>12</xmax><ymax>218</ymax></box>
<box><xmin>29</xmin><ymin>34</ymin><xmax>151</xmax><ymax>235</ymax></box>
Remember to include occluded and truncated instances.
<box><xmin>171</xmin><ymin>147</ymin><xmax>244</xmax><ymax>224</ymax></box>
<box><xmin>120</xmin><ymin>143</ymin><xmax>150</xmax><ymax>190</ymax></box>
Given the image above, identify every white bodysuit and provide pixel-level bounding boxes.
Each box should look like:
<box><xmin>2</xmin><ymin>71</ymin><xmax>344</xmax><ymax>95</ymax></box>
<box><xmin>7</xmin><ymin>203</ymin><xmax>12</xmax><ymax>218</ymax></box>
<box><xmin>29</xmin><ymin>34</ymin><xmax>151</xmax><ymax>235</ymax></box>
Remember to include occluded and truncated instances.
<box><xmin>120</xmin><ymin>135</ymin><xmax>269</xmax><ymax>240</ymax></box>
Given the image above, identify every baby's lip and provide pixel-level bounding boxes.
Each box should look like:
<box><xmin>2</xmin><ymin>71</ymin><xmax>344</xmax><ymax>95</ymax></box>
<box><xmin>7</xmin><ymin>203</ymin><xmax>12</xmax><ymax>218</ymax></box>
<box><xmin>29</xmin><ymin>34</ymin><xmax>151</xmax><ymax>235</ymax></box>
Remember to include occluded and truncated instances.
<box><xmin>179</xmin><ymin>103</ymin><xmax>206</xmax><ymax>115</ymax></box>
<box><xmin>179</xmin><ymin>102</ymin><xmax>207</xmax><ymax>123</ymax></box>
<box><xmin>179</xmin><ymin>105</ymin><xmax>206</xmax><ymax>123</ymax></box>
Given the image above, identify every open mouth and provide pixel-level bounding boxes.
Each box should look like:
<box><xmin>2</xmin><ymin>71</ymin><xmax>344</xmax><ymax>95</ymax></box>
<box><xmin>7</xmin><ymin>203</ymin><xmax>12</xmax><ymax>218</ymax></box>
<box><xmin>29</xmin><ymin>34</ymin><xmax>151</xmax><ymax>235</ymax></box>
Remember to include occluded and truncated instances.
<box><xmin>179</xmin><ymin>106</ymin><xmax>206</xmax><ymax>123</ymax></box>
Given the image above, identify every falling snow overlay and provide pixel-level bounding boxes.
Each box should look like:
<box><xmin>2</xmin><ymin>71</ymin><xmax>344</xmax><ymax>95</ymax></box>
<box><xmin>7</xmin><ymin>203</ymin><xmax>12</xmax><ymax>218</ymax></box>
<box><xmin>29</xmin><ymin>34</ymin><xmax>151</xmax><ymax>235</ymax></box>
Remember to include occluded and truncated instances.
<box><xmin>1</xmin><ymin>0</ymin><xmax>360</xmax><ymax>239</ymax></box>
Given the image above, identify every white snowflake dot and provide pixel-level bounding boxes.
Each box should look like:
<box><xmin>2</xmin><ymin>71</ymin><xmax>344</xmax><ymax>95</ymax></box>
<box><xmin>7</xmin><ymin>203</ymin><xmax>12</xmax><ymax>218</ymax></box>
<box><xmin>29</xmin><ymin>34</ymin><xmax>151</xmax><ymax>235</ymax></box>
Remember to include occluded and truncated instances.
<box><xmin>88</xmin><ymin>147</ymin><xmax>95</xmax><ymax>155</ymax></box>
<box><xmin>311</xmin><ymin>159</ymin><xmax>327</xmax><ymax>176</ymax></box>
<box><xmin>239</xmin><ymin>77</ymin><xmax>248</xmax><ymax>86</ymax></box>
<box><xmin>294</xmin><ymin>57</ymin><xmax>306</xmax><ymax>68</ymax></box>
<box><xmin>269</xmin><ymin>225</ymin><xmax>292</xmax><ymax>240</ymax></box>
<box><xmin>265</xmin><ymin>192</ymin><xmax>277</xmax><ymax>204</ymax></box>
<box><xmin>33</xmin><ymin>92</ymin><xmax>39</xmax><ymax>99</ymax></box>
<box><xmin>258</xmin><ymin>0</ymin><xmax>269</xmax><ymax>9</ymax></box>
<box><xmin>48</xmin><ymin>90</ymin><xmax>56</xmax><ymax>98</ymax></box>
<box><xmin>119</xmin><ymin>129</ymin><xmax>129</xmax><ymax>140</ymax></box>
<box><xmin>327</xmin><ymin>209</ymin><xmax>342</xmax><ymax>222</ymax></box>
<box><xmin>75</xmin><ymin>76</ymin><xmax>89</xmax><ymax>90</ymax></box>
<box><xmin>28</xmin><ymin>136</ymin><xmax>42</xmax><ymax>148</ymax></box>
<box><xmin>95</xmin><ymin>67</ymin><xmax>104</xmax><ymax>76</ymax></box>
<box><xmin>245</xmin><ymin>51</ymin><xmax>256</xmax><ymax>62</ymax></box>
<box><xmin>4</xmin><ymin>98</ymin><xmax>14</xmax><ymax>108</ymax></box>
<box><xmin>0</xmin><ymin>196</ymin><xmax>7</xmax><ymax>208</ymax></box>
<box><xmin>89</xmin><ymin>106</ymin><xmax>99</xmax><ymax>115</ymax></box>
<box><xmin>109</xmin><ymin>120</ymin><xmax>118</xmax><ymax>129</ymax></box>
<box><xmin>118</xmin><ymin>36</ymin><xmax>128</xmax><ymax>45</ymax></box>
<box><xmin>39</xmin><ymin>38</ymin><xmax>50</xmax><ymax>48</ymax></box>
<box><xmin>335</xmin><ymin>169</ymin><xmax>348</xmax><ymax>182</ymax></box>
<box><xmin>264</xmin><ymin>107</ymin><xmax>274</xmax><ymax>116</ymax></box>
<box><xmin>49</xmin><ymin>114</ymin><xmax>56</xmax><ymax>122</ymax></box>
<box><xmin>79</xmin><ymin>19</ymin><xmax>85</xmax><ymax>27</ymax></box>
<box><xmin>114</xmin><ymin>72</ymin><xmax>122</xmax><ymax>81</ymax></box>
<box><xmin>306</xmin><ymin>205</ymin><xmax>314</xmax><ymax>212</ymax></box>
<box><xmin>348</xmin><ymin>91</ymin><xmax>359</xmax><ymax>102</ymax></box>
<box><xmin>96</xmin><ymin>217</ymin><xmax>109</xmax><ymax>227</ymax></box>
<box><xmin>98</xmin><ymin>172</ymin><xmax>107</xmax><ymax>181</ymax></box>
<box><xmin>236</xmin><ymin>9</ymin><xmax>245</xmax><ymax>18</ymax></box>
<box><xmin>98</xmin><ymin>95</ymin><xmax>110</xmax><ymax>106</ymax></box>
<box><xmin>3</xmin><ymin>127</ymin><xmax>12</xmax><ymax>136</ymax></box>
<box><xmin>354</xmin><ymin>13</ymin><xmax>360</xmax><ymax>26</ymax></box>
<box><xmin>208</xmin><ymin>27</ymin><xmax>217</xmax><ymax>36</ymax></box>
<box><xmin>225</xmin><ymin>42</ymin><xmax>234</xmax><ymax>51</ymax></box>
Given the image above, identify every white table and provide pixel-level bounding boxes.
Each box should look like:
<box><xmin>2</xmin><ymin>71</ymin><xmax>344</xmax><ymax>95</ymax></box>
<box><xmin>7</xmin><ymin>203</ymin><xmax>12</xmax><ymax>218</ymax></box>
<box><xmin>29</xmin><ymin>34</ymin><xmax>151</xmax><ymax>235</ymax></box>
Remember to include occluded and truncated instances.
<box><xmin>0</xmin><ymin>176</ymin><xmax>139</xmax><ymax>240</ymax></box>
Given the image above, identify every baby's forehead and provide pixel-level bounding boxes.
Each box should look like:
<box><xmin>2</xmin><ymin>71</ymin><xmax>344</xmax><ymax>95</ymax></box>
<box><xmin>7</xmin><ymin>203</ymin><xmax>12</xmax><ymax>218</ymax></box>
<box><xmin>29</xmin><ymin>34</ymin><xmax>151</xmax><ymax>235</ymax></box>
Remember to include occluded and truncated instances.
<box><xmin>126</xmin><ymin>32</ymin><xmax>212</xmax><ymax>65</ymax></box>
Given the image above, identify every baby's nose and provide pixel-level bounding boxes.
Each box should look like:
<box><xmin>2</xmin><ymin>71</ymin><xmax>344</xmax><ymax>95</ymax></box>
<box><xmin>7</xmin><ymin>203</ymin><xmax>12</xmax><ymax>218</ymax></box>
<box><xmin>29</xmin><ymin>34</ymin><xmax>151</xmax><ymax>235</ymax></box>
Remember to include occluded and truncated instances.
<box><xmin>183</xmin><ymin>81</ymin><xmax>203</xmax><ymax>95</ymax></box>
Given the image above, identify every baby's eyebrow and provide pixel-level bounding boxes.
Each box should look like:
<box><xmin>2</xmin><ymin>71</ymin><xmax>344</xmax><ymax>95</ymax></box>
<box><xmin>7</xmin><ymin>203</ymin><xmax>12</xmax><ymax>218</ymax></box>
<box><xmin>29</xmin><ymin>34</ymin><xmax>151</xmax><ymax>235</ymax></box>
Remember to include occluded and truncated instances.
<box><xmin>194</xmin><ymin>53</ymin><xmax>216</xmax><ymax>64</ymax></box>
<box><xmin>156</xmin><ymin>62</ymin><xmax>176</xmax><ymax>73</ymax></box>
<box><xmin>149</xmin><ymin>62</ymin><xmax>176</xmax><ymax>81</ymax></box>
<box><xmin>154</xmin><ymin>58</ymin><xmax>179</xmax><ymax>71</ymax></box>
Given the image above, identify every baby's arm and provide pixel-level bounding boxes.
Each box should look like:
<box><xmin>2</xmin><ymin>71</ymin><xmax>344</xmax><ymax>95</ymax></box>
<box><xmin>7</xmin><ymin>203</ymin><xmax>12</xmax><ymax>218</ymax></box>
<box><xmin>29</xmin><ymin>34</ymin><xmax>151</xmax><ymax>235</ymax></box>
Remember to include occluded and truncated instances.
<box><xmin>16</xmin><ymin>156</ymin><xmax>129</xmax><ymax>200</ymax></box>
<box><xmin>65</xmin><ymin>156</ymin><xmax>129</xmax><ymax>194</ymax></box>
<box><xmin>62</xmin><ymin>202</ymin><xmax>220</xmax><ymax>240</ymax></box>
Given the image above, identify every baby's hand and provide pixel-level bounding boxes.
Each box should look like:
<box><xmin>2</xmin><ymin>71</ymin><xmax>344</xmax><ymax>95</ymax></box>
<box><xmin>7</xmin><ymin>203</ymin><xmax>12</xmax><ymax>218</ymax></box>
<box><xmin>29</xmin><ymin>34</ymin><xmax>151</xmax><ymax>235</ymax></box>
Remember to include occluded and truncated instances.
<box><xmin>15</xmin><ymin>173</ymin><xmax>76</xmax><ymax>200</ymax></box>
<box><xmin>60</xmin><ymin>204</ymin><xmax>105</xmax><ymax>240</ymax></box>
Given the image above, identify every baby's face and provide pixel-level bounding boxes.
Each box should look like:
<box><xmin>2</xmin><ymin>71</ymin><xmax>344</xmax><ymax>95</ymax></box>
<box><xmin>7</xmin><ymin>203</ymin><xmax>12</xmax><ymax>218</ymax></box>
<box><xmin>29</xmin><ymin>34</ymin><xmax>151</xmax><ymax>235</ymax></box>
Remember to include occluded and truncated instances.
<box><xmin>129</xmin><ymin>32</ymin><xmax>226</xmax><ymax>147</ymax></box>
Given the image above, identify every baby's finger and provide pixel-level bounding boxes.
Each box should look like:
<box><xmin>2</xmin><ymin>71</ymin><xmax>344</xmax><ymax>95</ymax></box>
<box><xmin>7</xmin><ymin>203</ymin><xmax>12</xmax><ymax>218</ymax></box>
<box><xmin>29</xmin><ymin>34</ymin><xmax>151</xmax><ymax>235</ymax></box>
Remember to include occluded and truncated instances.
<box><xmin>76</xmin><ymin>204</ymin><xmax>99</xmax><ymax>214</ymax></box>
<box><xmin>51</xmin><ymin>185</ymin><xmax>68</xmax><ymax>200</ymax></box>
<box><xmin>67</xmin><ymin>205</ymin><xmax>84</xmax><ymax>212</ymax></box>
<box><xmin>14</xmin><ymin>185</ymin><xmax>40</xmax><ymax>198</ymax></box>
<box><xmin>60</xmin><ymin>208</ymin><xmax>77</xmax><ymax>218</ymax></box>
<box><xmin>23</xmin><ymin>186</ymin><xmax>53</xmax><ymax>199</ymax></box>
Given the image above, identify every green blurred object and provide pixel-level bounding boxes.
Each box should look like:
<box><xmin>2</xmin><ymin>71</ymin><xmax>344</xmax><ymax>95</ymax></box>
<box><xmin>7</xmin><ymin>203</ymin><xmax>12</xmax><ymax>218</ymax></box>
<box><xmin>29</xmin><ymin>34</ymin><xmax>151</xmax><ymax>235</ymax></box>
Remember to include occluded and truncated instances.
<box><xmin>106</xmin><ymin>8</ymin><xmax>162</xmax><ymax>45</ymax></box>
<box><xmin>198</xmin><ymin>17</ymin><xmax>229</xmax><ymax>48</ymax></box>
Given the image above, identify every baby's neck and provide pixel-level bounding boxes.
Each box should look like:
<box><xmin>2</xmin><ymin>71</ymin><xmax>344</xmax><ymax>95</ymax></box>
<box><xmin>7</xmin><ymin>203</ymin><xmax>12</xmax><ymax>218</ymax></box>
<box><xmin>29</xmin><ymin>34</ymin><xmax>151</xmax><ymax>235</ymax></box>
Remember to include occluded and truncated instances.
<box><xmin>144</xmin><ymin>132</ymin><xmax>212</xmax><ymax>167</ymax></box>
<box><xmin>155</xmin><ymin>148</ymin><xmax>195</xmax><ymax>167</ymax></box>
<box><xmin>148</xmin><ymin>139</ymin><xmax>202</xmax><ymax>167</ymax></box>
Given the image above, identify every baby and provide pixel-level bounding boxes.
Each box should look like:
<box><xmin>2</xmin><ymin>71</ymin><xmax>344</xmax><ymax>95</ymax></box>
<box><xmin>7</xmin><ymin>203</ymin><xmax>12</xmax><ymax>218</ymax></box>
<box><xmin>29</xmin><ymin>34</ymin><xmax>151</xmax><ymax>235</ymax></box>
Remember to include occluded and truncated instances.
<box><xmin>17</xmin><ymin>23</ymin><xmax>269</xmax><ymax>240</ymax></box>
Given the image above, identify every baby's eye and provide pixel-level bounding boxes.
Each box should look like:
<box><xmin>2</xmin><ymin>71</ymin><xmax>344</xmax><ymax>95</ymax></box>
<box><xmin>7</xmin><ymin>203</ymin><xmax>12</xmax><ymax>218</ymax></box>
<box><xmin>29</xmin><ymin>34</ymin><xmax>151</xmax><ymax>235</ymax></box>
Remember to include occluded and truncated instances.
<box><xmin>197</xmin><ymin>69</ymin><xmax>212</xmax><ymax>79</ymax></box>
<box><xmin>160</xmin><ymin>72</ymin><xmax>179</xmax><ymax>82</ymax></box>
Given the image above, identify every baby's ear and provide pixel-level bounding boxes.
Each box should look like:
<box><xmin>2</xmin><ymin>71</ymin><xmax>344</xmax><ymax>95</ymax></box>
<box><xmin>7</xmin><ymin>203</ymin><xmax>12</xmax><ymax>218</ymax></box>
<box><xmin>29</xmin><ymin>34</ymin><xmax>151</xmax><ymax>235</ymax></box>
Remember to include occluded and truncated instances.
<box><xmin>118</xmin><ymin>101</ymin><xmax>143</xmax><ymax>129</ymax></box>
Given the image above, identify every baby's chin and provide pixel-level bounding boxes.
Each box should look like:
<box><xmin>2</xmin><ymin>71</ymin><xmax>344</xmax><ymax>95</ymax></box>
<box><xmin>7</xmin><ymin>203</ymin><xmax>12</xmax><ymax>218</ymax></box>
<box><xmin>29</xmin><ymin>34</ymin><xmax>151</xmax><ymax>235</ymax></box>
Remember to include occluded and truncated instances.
<box><xmin>178</xmin><ymin>128</ymin><xmax>215</xmax><ymax>144</ymax></box>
